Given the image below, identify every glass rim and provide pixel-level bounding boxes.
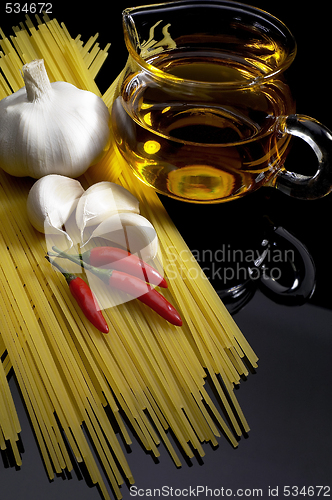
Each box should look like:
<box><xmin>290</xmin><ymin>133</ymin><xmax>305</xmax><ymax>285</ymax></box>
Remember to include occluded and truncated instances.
<box><xmin>122</xmin><ymin>0</ymin><xmax>297</xmax><ymax>88</ymax></box>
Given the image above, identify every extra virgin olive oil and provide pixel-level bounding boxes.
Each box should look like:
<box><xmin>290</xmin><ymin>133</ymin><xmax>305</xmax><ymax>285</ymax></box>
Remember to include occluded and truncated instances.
<box><xmin>111</xmin><ymin>49</ymin><xmax>295</xmax><ymax>202</ymax></box>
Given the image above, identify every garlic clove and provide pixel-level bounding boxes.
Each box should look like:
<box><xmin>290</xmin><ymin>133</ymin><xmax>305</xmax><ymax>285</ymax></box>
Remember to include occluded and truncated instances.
<box><xmin>82</xmin><ymin>212</ymin><xmax>159</xmax><ymax>262</ymax></box>
<box><xmin>43</xmin><ymin>220</ymin><xmax>74</xmax><ymax>249</ymax></box>
<box><xmin>76</xmin><ymin>181</ymin><xmax>140</xmax><ymax>241</ymax></box>
<box><xmin>27</xmin><ymin>174</ymin><xmax>84</xmax><ymax>236</ymax></box>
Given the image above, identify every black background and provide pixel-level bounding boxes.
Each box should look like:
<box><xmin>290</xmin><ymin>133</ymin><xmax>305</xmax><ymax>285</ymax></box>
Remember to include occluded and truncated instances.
<box><xmin>1</xmin><ymin>1</ymin><xmax>331</xmax><ymax>499</ymax></box>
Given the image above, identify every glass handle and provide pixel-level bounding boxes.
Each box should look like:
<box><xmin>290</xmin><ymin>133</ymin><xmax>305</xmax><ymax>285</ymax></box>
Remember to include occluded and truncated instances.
<box><xmin>274</xmin><ymin>114</ymin><xmax>332</xmax><ymax>199</ymax></box>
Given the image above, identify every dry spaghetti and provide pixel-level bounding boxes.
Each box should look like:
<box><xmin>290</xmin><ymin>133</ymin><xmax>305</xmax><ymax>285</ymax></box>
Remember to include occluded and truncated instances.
<box><xmin>0</xmin><ymin>14</ymin><xmax>258</xmax><ymax>500</ymax></box>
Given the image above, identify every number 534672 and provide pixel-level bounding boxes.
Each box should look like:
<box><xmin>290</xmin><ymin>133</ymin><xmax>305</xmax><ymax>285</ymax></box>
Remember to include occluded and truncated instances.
<box><xmin>5</xmin><ymin>3</ymin><xmax>53</xmax><ymax>13</ymax></box>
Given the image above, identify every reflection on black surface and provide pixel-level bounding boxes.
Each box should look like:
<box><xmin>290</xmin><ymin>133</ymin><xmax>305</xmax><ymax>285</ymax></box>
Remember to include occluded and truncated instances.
<box><xmin>160</xmin><ymin>187</ymin><xmax>326</xmax><ymax>313</ymax></box>
<box><xmin>218</xmin><ymin>219</ymin><xmax>316</xmax><ymax>313</ymax></box>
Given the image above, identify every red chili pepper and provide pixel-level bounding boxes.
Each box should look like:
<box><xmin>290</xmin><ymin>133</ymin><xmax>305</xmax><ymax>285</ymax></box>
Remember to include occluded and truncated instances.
<box><xmin>51</xmin><ymin>248</ymin><xmax>182</xmax><ymax>327</ymax></box>
<box><xmin>104</xmin><ymin>270</ymin><xmax>182</xmax><ymax>326</ymax></box>
<box><xmin>80</xmin><ymin>246</ymin><xmax>167</xmax><ymax>288</ymax></box>
<box><xmin>46</xmin><ymin>257</ymin><xmax>109</xmax><ymax>334</ymax></box>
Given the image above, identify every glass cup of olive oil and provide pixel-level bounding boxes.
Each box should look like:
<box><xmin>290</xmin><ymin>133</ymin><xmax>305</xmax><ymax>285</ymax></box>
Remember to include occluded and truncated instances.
<box><xmin>111</xmin><ymin>0</ymin><xmax>332</xmax><ymax>203</ymax></box>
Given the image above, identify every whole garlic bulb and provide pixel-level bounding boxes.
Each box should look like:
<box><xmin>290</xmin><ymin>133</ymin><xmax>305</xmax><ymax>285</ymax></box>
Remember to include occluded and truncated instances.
<box><xmin>0</xmin><ymin>59</ymin><xmax>110</xmax><ymax>179</ymax></box>
<box><xmin>27</xmin><ymin>174</ymin><xmax>84</xmax><ymax>234</ymax></box>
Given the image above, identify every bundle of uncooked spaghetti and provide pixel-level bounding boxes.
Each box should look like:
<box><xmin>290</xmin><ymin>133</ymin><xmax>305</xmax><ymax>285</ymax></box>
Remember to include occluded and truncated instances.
<box><xmin>0</xmin><ymin>14</ymin><xmax>258</xmax><ymax>500</ymax></box>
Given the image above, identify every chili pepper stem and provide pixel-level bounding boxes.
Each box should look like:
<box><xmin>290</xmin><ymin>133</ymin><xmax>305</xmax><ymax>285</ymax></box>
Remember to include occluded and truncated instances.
<box><xmin>72</xmin><ymin>246</ymin><xmax>167</xmax><ymax>289</ymax></box>
<box><xmin>51</xmin><ymin>246</ymin><xmax>113</xmax><ymax>285</ymax></box>
<box><xmin>45</xmin><ymin>255</ymin><xmax>76</xmax><ymax>284</ymax></box>
<box><xmin>79</xmin><ymin>249</ymin><xmax>92</xmax><ymax>261</ymax></box>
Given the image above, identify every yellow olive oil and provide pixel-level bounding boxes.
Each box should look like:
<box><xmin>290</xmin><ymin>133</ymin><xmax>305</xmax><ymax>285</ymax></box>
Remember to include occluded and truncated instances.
<box><xmin>111</xmin><ymin>49</ymin><xmax>295</xmax><ymax>202</ymax></box>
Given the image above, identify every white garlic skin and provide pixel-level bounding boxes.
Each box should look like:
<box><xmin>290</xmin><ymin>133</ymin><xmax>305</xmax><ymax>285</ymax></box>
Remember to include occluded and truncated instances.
<box><xmin>85</xmin><ymin>212</ymin><xmax>159</xmax><ymax>261</ymax></box>
<box><xmin>27</xmin><ymin>174</ymin><xmax>85</xmax><ymax>233</ymax></box>
<box><xmin>0</xmin><ymin>78</ymin><xmax>110</xmax><ymax>179</ymax></box>
<box><xmin>76</xmin><ymin>181</ymin><xmax>140</xmax><ymax>234</ymax></box>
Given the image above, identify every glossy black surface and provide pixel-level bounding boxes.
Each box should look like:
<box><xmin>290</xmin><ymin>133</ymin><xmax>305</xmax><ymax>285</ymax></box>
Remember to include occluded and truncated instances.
<box><xmin>1</xmin><ymin>1</ymin><xmax>331</xmax><ymax>499</ymax></box>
